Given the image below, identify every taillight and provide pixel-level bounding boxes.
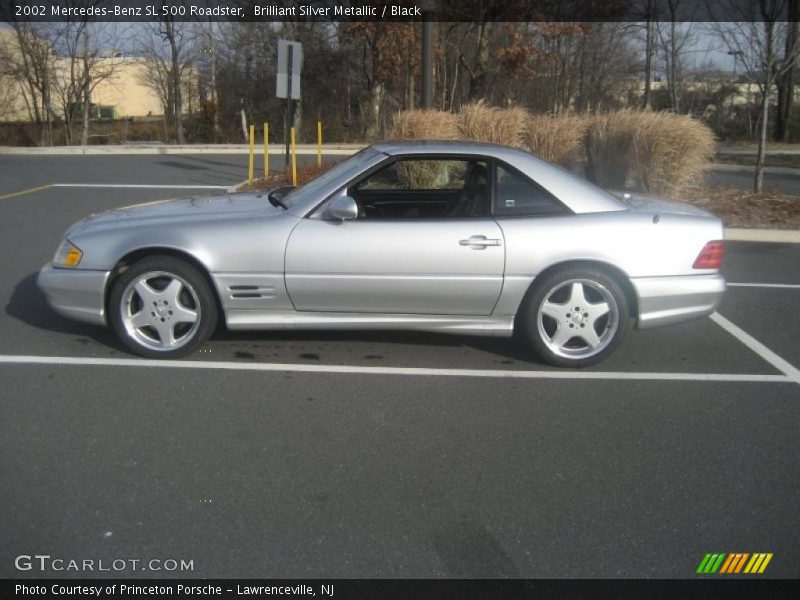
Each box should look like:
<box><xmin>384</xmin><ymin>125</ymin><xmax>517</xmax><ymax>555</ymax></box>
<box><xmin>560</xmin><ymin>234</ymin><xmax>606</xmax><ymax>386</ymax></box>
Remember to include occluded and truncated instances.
<box><xmin>693</xmin><ymin>241</ymin><xmax>724</xmax><ymax>269</ymax></box>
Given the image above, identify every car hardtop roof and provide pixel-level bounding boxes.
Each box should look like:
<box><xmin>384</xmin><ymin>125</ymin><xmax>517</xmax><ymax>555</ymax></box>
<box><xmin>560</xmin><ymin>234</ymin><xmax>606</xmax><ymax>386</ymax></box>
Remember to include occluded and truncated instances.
<box><xmin>372</xmin><ymin>139</ymin><xmax>533</xmax><ymax>158</ymax></box>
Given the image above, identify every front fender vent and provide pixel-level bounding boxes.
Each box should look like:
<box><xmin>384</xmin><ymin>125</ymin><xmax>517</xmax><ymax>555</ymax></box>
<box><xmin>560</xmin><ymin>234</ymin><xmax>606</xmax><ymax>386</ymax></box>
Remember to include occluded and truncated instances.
<box><xmin>228</xmin><ymin>285</ymin><xmax>276</xmax><ymax>299</ymax></box>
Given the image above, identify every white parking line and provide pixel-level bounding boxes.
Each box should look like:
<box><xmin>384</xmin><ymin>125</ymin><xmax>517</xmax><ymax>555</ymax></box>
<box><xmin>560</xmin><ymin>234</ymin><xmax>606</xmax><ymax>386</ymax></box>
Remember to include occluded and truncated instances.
<box><xmin>52</xmin><ymin>183</ymin><xmax>230</xmax><ymax>189</ymax></box>
<box><xmin>727</xmin><ymin>283</ymin><xmax>800</xmax><ymax>289</ymax></box>
<box><xmin>0</xmin><ymin>354</ymin><xmax>792</xmax><ymax>383</ymax></box>
<box><xmin>710</xmin><ymin>312</ymin><xmax>800</xmax><ymax>384</ymax></box>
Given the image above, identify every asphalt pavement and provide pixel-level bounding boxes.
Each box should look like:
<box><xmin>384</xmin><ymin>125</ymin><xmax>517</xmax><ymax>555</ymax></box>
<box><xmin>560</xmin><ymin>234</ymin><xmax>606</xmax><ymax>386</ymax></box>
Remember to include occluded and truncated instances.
<box><xmin>0</xmin><ymin>153</ymin><xmax>798</xmax><ymax>579</ymax></box>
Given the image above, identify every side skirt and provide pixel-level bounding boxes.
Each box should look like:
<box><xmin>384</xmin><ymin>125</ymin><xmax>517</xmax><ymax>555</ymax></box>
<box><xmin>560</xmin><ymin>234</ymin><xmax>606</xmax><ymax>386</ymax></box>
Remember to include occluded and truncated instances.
<box><xmin>224</xmin><ymin>310</ymin><xmax>515</xmax><ymax>337</ymax></box>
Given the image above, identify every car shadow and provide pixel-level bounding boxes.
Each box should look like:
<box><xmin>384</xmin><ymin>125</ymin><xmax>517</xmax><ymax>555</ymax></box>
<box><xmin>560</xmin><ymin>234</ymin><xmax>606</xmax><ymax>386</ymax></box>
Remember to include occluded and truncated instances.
<box><xmin>212</xmin><ymin>325</ymin><xmax>541</xmax><ymax>365</ymax></box>
<box><xmin>8</xmin><ymin>271</ymin><xmax>541</xmax><ymax>365</ymax></box>
<box><xmin>5</xmin><ymin>272</ymin><xmax>123</xmax><ymax>350</ymax></box>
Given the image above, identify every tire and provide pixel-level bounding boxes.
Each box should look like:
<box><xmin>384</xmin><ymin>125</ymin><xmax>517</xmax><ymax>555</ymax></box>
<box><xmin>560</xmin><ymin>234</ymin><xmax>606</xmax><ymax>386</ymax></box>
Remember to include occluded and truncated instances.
<box><xmin>109</xmin><ymin>255</ymin><xmax>218</xmax><ymax>359</ymax></box>
<box><xmin>517</xmin><ymin>266</ymin><xmax>629</xmax><ymax>368</ymax></box>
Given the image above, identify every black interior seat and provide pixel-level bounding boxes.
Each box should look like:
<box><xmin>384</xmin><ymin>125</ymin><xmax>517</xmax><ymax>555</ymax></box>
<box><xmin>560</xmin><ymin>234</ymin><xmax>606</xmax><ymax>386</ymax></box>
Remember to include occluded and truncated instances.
<box><xmin>447</xmin><ymin>162</ymin><xmax>489</xmax><ymax>218</ymax></box>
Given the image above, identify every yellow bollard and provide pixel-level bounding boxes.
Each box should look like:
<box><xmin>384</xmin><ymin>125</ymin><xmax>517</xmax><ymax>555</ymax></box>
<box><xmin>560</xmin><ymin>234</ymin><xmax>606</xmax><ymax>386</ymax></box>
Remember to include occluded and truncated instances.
<box><xmin>264</xmin><ymin>123</ymin><xmax>269</xmax><ymax>179</ymax></box>
<box><xmin>317</xmin><ymin>121</ymin><xmax>322</xmax><ymax>167</ymax></box>
<box><xmin>248</xmin><ymin>124</ymin><xmax>255</xmax><ymax>183</ymax></box>
<box><xmin>290</xmin><ymin>127</ymin><xmax>297</xmax><ymax>187</ymax></box>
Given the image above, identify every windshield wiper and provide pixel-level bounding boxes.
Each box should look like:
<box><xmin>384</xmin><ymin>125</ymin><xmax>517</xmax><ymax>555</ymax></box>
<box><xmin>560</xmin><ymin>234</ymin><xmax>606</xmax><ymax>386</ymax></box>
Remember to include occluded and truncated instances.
<box><xmin>267</xmin><ymin>189</ymin><xmax>288</xmax><ymax>210</ymax></box>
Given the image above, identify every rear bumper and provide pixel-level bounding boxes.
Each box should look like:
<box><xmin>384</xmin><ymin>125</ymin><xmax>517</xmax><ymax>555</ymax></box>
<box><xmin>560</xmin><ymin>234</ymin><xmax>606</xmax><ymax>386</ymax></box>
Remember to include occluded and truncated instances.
<box><xmin>36</xmin><ymin>263</ymin><xmax>110</xmax><ymax>326</ymax></box>
<box><xmin>632</xmin><ymin>273</ymin><xmax>726</xmax><ymax>330</ymax></box>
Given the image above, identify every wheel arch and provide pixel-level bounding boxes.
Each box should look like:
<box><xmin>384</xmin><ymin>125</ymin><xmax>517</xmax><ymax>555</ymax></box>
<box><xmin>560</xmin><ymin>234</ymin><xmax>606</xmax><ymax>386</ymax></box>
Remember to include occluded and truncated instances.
<box><xmin>517</xmin><ymin>259</ymin><xmax>639</xmax><ymax>323</ymax></box>
<box><xmin>104</xmin><ymin>247</ymin><xmax>223</xmax><ymax>322</ymax></box>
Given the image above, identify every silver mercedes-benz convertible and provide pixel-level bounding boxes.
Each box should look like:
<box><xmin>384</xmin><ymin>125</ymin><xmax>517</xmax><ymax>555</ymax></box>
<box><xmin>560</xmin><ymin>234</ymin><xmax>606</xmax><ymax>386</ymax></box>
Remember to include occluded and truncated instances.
<box><xmin>37</xmin><ymin>141</ymin><xmax>725</xmax><ymax>367</ymax></box>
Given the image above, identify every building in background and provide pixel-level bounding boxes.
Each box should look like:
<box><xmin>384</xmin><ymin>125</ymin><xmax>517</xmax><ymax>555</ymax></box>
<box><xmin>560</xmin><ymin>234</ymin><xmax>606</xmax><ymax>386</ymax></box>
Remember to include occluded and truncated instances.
<box><xmin>0</xmin><ymin>27</ymin><xmax>188</xmax><ymax>123</ymax></box>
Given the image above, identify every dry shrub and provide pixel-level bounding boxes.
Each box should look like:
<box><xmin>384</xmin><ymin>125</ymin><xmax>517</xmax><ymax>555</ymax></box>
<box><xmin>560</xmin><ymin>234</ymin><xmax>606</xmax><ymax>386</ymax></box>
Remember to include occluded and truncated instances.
<box><xmin>584</xmin><ymin>110</ymin><xmax>715</xmax><ymax>195</ymax></box>
<box><xmin>630</xmin><ymin>112</ymin><xmax>716</xmax><ymax>196</ymax></box>
<box><xmin>457</xmin><ymin>101</ymin><xmax>529</xmax><ymax>147</ymax></box>
<box><xmin>397</xmin><ymin>160</ymin><xmax>445</xmax><ymax>188</ymax></box>
<box><xmin>388</xmin><ymin>109</ymin><xmax>459</xmax><ymax>140</ymax></box>
<box><xmin>397</xmin><ymin>159</ymin><xmax>466</xmax><ymax>189</ymax></box>
<box><xmin>524</xmin><ymin>113</ymin><xmax>590</xmax><ymax>168</ymax></box>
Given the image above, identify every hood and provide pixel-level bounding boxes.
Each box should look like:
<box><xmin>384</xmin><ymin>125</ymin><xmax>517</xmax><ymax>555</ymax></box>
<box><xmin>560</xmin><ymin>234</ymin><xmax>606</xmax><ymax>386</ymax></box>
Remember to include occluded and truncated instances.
<box><xmin>611</xmin><ymin>191</ymin><xmax>715</xmax><ymax>218</ymax></box>
<box><xmin>67</xmin><ymin>192</ymin><xmax>282</xmax><ymax>237</ymax></box>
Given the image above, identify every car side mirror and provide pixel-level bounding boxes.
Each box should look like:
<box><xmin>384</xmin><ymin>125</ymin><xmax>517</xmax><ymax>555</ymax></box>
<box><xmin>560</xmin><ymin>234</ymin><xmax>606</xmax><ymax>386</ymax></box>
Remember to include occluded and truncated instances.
<box><xmin>323</xmin><ymin>195</ymin><xmax>359</xmax><ymax>221</ymax></box>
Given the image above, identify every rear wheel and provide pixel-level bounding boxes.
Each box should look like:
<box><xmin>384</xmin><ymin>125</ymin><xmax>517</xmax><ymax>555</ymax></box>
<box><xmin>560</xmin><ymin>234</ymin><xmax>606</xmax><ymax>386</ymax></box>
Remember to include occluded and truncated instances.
<box><xmin>109</xmin><ymin>256</ymin><xmax>217</xmax><ymax>359</ymax></box>
<box><xmin>518</xmin><ymin>266</ymin><xmax>629</xmax><ymax>368</ymax></box>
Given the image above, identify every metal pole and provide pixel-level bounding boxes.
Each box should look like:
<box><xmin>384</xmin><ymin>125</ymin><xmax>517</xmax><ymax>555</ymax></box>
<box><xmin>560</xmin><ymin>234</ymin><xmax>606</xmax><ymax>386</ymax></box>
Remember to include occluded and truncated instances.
<box><xmin>248</xmin><ymin>124</ymin><xmax>255</xmax><ymax>183</ymax></box>
<box><xmin>285</xmin><ymin>45</ymin><xmax>292</xmax><ymax>169</ymax></box>
<box><xmin>290</xmin><ymin>127</ymin><xmax>297</xmax><ymax>187</ymax></box>
<box><xmin>421</xmin><ymin>17</ymin><xmax>433</xmax><ymax>108</ymax></box>
<box><xmin>264</xmin><ymin>123</ymin><xmax>269</xmax><ymax>179</ymax></box>
<box><xmin>317</xmin><ymin>121</ymin><xmax>322</xmax><ymax>166</ymax></box>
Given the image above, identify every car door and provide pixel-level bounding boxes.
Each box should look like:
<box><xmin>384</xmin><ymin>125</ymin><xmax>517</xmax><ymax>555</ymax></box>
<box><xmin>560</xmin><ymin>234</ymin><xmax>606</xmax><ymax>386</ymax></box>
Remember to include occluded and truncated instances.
<box><xmin>284</xmin><ymin>157</ymin><xmax>505</xmax><ymax>315</ymax></box>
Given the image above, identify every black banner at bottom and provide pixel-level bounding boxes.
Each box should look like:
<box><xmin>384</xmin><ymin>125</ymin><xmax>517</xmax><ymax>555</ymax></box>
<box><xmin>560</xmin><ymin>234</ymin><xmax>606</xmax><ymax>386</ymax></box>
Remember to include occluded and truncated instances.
<box><xmin>4</xmin><ymin>579</ymin><xmax>800</xmax><ymax>600</ymax></box>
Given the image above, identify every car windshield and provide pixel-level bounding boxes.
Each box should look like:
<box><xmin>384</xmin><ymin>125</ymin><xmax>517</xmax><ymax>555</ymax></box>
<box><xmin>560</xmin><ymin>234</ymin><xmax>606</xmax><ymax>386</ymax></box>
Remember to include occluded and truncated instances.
<box><xmin>280</xmin><ymin>146</ymin><xmax>383</xmax><ymax>209</ymax></box>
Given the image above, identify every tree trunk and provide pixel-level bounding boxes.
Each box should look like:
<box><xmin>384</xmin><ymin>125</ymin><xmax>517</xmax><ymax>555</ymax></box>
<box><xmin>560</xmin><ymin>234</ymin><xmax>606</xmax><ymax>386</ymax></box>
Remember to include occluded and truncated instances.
<box><xmin>668</xmin><ymin>21</ymin><xmax>680</xmax><ymax>111</ymax></box>
<box><xmin>755</xmin><ymin>84</ymin><xmax>769</xmax><ymax>192</ymax></box>
<box><xmin>642</xmin><ymin>18</ymin><xmax>655</xmax><ymax>109</ymax></box>
<box><xmin>81</xmin><ymin>28</ymin><xmax>90</xmax><ymax>146</ymax></box>
<box><xmin>240</xmin><ymin>108</ymin><xmax>248</xmax><ymax>142</ymax></box>
<box><xmin>367</xmin><ymin>81</ymin><xmax>385</xmax><ymax>139</ymax></box>
<box><xmin>208</xmin><ymin>22</ymin><xmax>220</xmax><ymax>143</ymax></box>
<box><xmin>81</xmin><ymin>94</ymin><xmax>90</xmax><ymax>146</ymax></box>
<box><xmin>42</xmin><ymin>79</ymin><xmax>53</xmax><ymax>147</ymax></box>
<box><xmin>755</xmin><ymin>20</ymin><xmax>775</xmax><ymax>192</ymax></box>
<box><xmin>173</xmin><ymin>66</ymin><xmax>185</xmax><ymax>144</ymax></box>
<box><xmin>776</xmin><ymin>2</ymin><xmax>798</xmax><ymax>141</ymax></box>
<box><xmin>165</xmin><ymin>23</ymin><xmax>185</xmax><ymax>146</ymax></box>
<box><xmin>467</xmin><ymin>22</ymin><xmax>491</xmax><ymax>101</ymax></box>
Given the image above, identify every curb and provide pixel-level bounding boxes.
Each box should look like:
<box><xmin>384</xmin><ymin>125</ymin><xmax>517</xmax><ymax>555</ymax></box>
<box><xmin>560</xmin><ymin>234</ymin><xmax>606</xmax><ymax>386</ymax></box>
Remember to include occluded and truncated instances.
<box><xmin>0</xmin><ymin>144</ymin><xmax>365</xmax><ymax>156</ymax></box>
<box><xmin>710</xmin><ymin>163</ymin><xmax>800</xmax><ymax>176</ymax></box>
<box><xmin>724</xmin><ymin>228</ymin><xmax>800</xmax><ymax>243</ymax></box>
<box><xmin>718</xmin><ymin>147</ymin><xmax>800</xmax><ymax>156</ymax></box>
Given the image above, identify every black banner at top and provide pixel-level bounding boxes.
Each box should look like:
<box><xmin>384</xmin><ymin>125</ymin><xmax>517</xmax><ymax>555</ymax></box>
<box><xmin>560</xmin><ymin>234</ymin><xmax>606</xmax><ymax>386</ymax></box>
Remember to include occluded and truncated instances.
<box><xmin>1</xmin><ymin>0</ymin><xmax>797</xmax><ymax>23</ymax></box>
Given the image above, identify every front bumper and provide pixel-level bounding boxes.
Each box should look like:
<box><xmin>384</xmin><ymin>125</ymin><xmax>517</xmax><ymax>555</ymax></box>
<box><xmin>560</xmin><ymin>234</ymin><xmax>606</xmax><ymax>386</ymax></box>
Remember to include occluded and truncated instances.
<box><xmin>36</xmin><ymin>263</ymin><xmax>111</xmax><ymax>326</ymax></box>
<box><xmin>632</xmin><ymin>273</ymin><xmax>726</xmax><ymax>330</ymax></box>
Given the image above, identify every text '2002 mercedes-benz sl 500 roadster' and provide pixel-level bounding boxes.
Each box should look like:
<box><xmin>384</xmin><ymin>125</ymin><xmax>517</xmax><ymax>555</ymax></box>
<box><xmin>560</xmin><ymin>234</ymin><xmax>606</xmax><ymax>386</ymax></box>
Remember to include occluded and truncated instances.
<box><xmin>38</xmin><ymin>141</ymin><xmax>726</xmax><ymax>367</ymax></box>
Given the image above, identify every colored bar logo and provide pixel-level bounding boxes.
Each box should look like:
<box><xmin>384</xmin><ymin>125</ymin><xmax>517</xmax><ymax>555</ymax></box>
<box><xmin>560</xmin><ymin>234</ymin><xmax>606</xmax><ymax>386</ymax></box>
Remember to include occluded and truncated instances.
<box><xmin>696</xmin><ymin>553</ymin><xmax>773</xmax><ymax>574</ymax></box>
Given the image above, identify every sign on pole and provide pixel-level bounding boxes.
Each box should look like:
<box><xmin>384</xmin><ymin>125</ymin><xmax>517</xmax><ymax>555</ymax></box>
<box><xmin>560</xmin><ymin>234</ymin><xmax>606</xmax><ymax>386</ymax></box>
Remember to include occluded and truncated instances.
<box><xmin>276</xmin><ymin>40</ymin><xmax>302</xmax><ymax>100</ymax></box>
<box><xmin>277</xmin><ymin>39</ymin><xmax>301</xmax><ymax>168</ymax></box>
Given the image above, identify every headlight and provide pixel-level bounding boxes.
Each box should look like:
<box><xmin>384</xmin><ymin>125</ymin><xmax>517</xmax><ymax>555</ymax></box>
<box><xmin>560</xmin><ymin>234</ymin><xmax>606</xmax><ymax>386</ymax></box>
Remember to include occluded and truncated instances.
<box><xmin>53</xmin><ymin>239</ymin><xmax>83</xmax><ymax>268</ymax></box>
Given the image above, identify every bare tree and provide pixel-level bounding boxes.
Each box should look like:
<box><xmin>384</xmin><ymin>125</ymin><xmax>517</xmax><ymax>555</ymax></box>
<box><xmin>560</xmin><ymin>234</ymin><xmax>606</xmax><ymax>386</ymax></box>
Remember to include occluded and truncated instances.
<box><xmin>2</xmin><ymin>22</ymin><xmax>57</xmax><ymax>145</ymax></box>
<box><xmin>712</xmin><ymin>0</ymin><xmax>800</xmax><ymax>191</ymax></box>
<box><xmin>343</xmin><ymin>22</ymin><xmax>416</xmax><ymax>138</ymax></box>
<box><xmin>49</xmin><ymin>19</ymin><xmax>131</xmax><ymax>145</ymax></box>
<box><xmin>657</xmin><ymin>2</ymin><xmax>697</xmax><ymax>112</ymax></box>
<box><xmin>139</xmin><ymin>11</ymin><xmax>199</xmax><ymax>144</ymax></box>
<box><xmin>631</xmin><ymin>0</ymin><xmax>661</xmax><ymax>109</ymax></box>
<box><xmin>776</xmin><ymin>0</ymin><xmax>799</xmax><ymax>141</ymax></box>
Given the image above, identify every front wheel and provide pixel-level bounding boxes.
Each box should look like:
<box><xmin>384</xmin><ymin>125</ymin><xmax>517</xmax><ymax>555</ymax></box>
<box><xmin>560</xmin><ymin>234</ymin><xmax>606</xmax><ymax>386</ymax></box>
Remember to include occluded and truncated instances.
<box><xmin>518</xmin><ymin>267</ymin><xmax>629</xmax><ymax>368</ymax></box>
<box><xmin>109</xmin><ymin>256</ymin><xmax>218</xmax><ymax>359</ymax></box>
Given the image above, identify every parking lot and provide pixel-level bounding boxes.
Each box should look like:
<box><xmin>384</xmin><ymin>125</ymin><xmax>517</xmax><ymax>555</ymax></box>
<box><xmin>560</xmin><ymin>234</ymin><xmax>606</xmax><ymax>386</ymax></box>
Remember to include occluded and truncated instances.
<box><xmin>1</xmin><ymin>153</ymin><xmax>798</xmax><ymax>579</ymax></box>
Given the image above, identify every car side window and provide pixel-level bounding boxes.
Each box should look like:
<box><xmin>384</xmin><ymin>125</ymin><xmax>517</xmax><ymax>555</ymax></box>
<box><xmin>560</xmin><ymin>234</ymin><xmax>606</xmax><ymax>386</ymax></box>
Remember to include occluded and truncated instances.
<box><xmin>350</xmin><ymin>158</ymin><xmax>489</xmax><ymax>219</ymax></box>
<box><xmin>356</xmin><ymin>159</ymin><xmax>469</xmax><ymax>191</ymax></box>
<box><xmin>494</xmin><ymin>163</ymin><xmax>566</xmax><ymax>216</ymax></box>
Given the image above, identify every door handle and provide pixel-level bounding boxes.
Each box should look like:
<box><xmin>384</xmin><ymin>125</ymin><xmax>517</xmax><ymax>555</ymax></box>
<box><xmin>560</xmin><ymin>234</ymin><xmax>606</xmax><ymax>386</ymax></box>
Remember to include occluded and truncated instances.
<box><xmin>459</xmin><ymin>235</ymin><xmax>502</xmax><ymax>249</ymax></box>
